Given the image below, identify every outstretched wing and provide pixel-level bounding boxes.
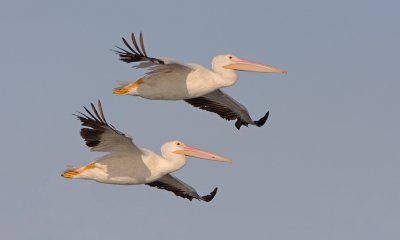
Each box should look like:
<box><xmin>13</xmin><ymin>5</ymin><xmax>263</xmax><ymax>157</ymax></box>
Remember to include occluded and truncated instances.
<box><xmin>75</xmin><ymin>100</ymin><xmax>142</xmax><ymax>154</ymax></box>
<box><xmin>114</xmin><ymin>32</ymin><xmax>165</xmax><ymax>65</ymax></box>
<box><xmin>114</xmin><ymin>32</ymin><xmax>194</xmax><ymax>81</ymax></box>
<box><xmin>184</xmin><ymin>89</ymin><xmax>269</xmax><ymax>129</ymax></box>
<box><xmin>147</xmin><ymin>174</ymin><xmax>218</xmax><ymax>202</ymax></box>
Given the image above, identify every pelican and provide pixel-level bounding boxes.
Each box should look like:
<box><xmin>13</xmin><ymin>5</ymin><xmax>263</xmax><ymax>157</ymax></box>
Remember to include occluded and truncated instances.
<box><xmin>113</xmin><ymin>33</ymin><xmax>287</xmax><ymax>129</ymax></box>
<box><xmin>62</xmin><ymin>100</ymin><xmax>231</xmax><ymax>202</ymax></box>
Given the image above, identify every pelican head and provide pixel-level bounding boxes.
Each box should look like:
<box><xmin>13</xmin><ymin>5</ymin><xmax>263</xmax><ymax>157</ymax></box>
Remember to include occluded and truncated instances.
<box><xmin>213</xmin><ymin>54</ymin><xmax>287</xmax><ymax>74</ymax></box>
<box><xmin>161</xmin><ymin>140</ymin><xmax>231</xmax><ymax>163</ymax></box>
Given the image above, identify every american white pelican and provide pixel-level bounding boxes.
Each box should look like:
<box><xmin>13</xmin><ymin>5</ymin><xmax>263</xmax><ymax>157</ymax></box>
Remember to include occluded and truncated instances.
<box><xmin>62</xmin><ymin>100</ymin><xmax>230</xmax><ymax>202</ymax></box>
<box><xmin>113</xmin><ymin>33</ymin><xmax>287</xmax><ymax>129</ymax></box>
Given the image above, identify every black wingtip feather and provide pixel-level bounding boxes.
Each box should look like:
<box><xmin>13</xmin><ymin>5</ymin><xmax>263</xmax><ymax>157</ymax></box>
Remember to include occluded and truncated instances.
<box><xmin>185</xmin><ymin>95</ymin><xmax>269</xmax><ymax>130</ymax></box>
<box><xmin>234</xmin><ymin>111</ymin><xmax>269</xmax><ymax>129</ymax></box>
<box><xmin>131</xmin><ymin>32</ymin><xmax>145</xmax><ymax>56</ymax></box>
<box><xmin>201</xmin><ymin>187</ymin><xmax>218</xmax><ymax>202</ymax></box>
<box><xmin>254</xmin><ymin>111</ymin><xmax>269</xmax><ymax>127</ymax></box>
<box><xmin>235</xmin><ymin>119</ymin><xmax>243</xmax><ymax>130</ymax></box>
<box><xmin>139</xmin><ymin>32</ymin><xmax>148</xmax><ymax>57</ymax></box>
<box><xmin>80</xmin><ymin>128</ymin><xmax>104</xmax><ymax>148</ymax></box>
<box><xmin>122</xmin><ymin>37</ymin><xmax>137</xmax><ymax>54</ymax></box>
<box><xmin>114</xmin><ymin>32</ymin><xmax>165</xmax><ymax>65</ymax></box>
<box><xmin>83</xmin><ymin>106</ymin><xmax>100</xmax><ymax>122</ymax></box>
<box><xmin>74</xmin><ymin>100</ymin><xmax>122</xmax><ymax>150</ymax></box>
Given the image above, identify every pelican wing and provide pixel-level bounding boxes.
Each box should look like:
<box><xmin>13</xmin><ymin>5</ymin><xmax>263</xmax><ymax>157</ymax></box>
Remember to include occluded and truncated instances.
<box><xmin>75</xmin><ymin>100</ymin><xmax>142</xmax><ymax>154</ymax></box>
<box><xmin>114</xmin><ymin>32</ymin><xmax>165</xmax><ymax>65</ymax></box>
<box><xmin>114</xmin><ymin>32</ymin><xmax>193</xmax><ymax>73</ymax></box>
<box><xmin>184</xmin><ymin>89</ymin><xmax>269</xmax><ymax>129</ymax></box>
<box><xmin>147</xmin><ymin>174</ymin><xmax>218</xmax><ymax>202</ymax></box>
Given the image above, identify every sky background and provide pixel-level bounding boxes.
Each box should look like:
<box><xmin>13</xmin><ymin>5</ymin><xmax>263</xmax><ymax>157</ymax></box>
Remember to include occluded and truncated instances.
<box><xmin>1</xmin><ymin>0</ymin><xmax>399</xmax><ymax>239</ymax></box>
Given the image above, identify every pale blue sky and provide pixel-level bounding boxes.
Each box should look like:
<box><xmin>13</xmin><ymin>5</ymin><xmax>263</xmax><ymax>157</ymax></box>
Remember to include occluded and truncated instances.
<box><xmin>1</xmin><ymin>0</ymin><xmax>399</xmax><ymax>239</ymax></box>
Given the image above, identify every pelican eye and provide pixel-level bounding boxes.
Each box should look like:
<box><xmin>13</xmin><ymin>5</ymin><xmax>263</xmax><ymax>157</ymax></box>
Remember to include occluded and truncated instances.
<box><xmin>176</xmin><ymin>142</ymin><xmax>181</xmax><ymax>146</ymax></box>
<box><xmin>228</xmin><ymin>56</ymin><xmax>233</xmax><ymax>59</ymax></box>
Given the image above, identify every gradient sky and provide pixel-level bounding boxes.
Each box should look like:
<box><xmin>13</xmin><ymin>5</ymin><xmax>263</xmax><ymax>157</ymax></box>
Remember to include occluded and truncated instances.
<box><xmin>1</xmin><ymin>0</ymin><xmax>399</xmax><ymax>239</ymax></box>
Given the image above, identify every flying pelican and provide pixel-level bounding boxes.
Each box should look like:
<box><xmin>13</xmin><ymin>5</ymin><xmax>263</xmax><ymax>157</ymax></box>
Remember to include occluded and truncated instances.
<box><xmin>113</xmin><ymin>33</ymin><xmax>287</xmax><ymax>129</ymax></box>
<box><xmin>62</xmin><ymin>100</ymin><xmax>231</xmax><ymax>202</ymax></box>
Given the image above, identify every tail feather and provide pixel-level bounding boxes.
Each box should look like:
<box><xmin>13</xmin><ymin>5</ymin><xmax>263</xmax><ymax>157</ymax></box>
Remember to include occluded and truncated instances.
<box><xmin>61</xmin><ymin>163</ymin><xmax>97</xmax><ymax>179</ymax></box>
<box><xmin>62</xmin><ymin>165</ymin><xmax>81</xmax><ymax>178</ymax></box>
<box><xmin>113</xmin><ymin>78</ymin><xmax>143</xmax><ymax>95</ymax></box>
<box><xmin>62</xmin><ymin>170</ymin><xmax>80</xmax><ymax>178</ymax></box>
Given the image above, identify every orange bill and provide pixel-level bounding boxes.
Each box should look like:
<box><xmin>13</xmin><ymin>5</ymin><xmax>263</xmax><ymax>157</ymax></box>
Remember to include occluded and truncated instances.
<box><xmin>174</xmin><ymin>144</ymin><xmax>232</xmax><ymax>163</ymax></box>
<box><xmin>224</xmin><ymin>57</ymin><xmax>287</xmax><ymax>73</ymax></box>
